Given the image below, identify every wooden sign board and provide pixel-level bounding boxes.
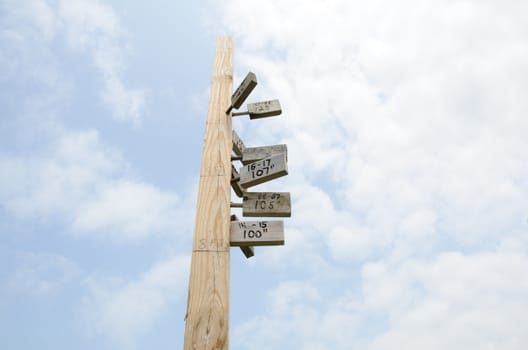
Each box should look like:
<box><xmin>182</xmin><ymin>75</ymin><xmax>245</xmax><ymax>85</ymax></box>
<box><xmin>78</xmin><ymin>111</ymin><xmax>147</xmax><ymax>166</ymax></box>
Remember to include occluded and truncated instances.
<box><xmin>239</xmin><ymin>153</ymin><xmax>288</xmax><ymax>189</ymax></box>
<box><xmin>242</xmin><ymin>144</ymin><xmax>287</xmax><ymax>165</ymax></box>
<box><xmin>232</xmin><ymin>130</ymin><xmax>245</xmax><ymax>156</ymax></box>
<box><xmin>243</xmin><ymin>192</ymin><xmax>291</xmax><ymax>217</ymax></box>
<box><xmin>231</xmin><ymin>72</ymin><xmax>257</xmax><ymax>110</ymax></box>
<box><xmin>231</xmin><ymin>164</ymin><xmax>244</xmax><ymax>197</ymax></box>
<box><xmin>248</xmin><ymin>99</ymin><xmax>282</xmax><ymax>119</ymax></box>
<box><xmin>230</xmin><ymin>221</ymin><xmax>284</xmax><ymax>246</ymax></box>
<box><xmin>231</xmin><ymin>214</ymin><xmax>254</xmax><ymax>258</ymax></box>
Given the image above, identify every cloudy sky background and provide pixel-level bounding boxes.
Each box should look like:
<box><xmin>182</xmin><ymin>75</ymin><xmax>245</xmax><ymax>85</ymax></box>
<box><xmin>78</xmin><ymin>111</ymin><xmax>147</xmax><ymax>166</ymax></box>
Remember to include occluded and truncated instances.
<box><xmin>1</xmin><ymin>0</ymin><xmax>528</xmax><ymax>349</ymax></box>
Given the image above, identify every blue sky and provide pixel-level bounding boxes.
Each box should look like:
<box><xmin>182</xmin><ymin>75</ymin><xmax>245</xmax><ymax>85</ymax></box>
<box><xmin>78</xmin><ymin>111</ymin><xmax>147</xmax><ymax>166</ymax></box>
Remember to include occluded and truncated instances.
<box><xmin>2</xmin><ymin>0</ymin><xmax>528</xmax><ymax>349</ymax></box>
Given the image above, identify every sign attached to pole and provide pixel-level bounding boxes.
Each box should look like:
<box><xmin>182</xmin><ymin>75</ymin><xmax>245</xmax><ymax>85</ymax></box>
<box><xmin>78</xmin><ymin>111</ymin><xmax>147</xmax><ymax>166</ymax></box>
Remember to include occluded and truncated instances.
<box><xmin>240</xmin><ymin>153</ymin><xmax>288</xmax><ymax>188</ymax></box>
<box><xmin>231</xmin><ymin>214</ymin><xmax>255</xmax><ymax>258</ymax></box>
<box><xmin>243</xmin><ymin>192</ymin><xmax>291</xmax><ymax>217</ymax></box>
<box><xmin>232</xmin><ymin>130</ymin><xmax>245</xmax><ymax>156</ymax></box>
<box><xmin>239</xmin><ymin>153</ymin><xmax>288</xmax><ymax>188</ymax></box>
<box><xmin>230</xmin><ymin>221</ymin><xmax>284</xmax><ymax>246</ymax></box>
<box><xmin>232</xmin><ymin>99</ymin><xmax>282</xmax><ymax>120</ymax></box>
<box><xmin>231</xmin><ymin>164</ymin><xmax>245</xmax><ymax>197</ymax></box>
<box><xmin>248</xmin><ymin>99</ymin><xmax>282</xmax><ymax>119</ymax></box>
<box><xmin>227</xmin><ymin>72</ymin><xmax>257</xmax><ymax>113</ymax></box>
<box><xmin>242</xmin><ymin>144</ymin><xmax>287</xmax><ymax>165</ymax></box>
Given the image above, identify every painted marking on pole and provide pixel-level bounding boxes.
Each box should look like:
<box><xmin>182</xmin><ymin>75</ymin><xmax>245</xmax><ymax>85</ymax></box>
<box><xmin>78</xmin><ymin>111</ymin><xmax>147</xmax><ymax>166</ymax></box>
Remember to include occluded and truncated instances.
<box><xmin>239</xmin><ymin>153</ymin><xmax>288</xmax><ymax>189</ymax></box>
<box><xmin>242</xmin><ymin>144</ymin><xmax>287</xmax><ymax>165</ymax></box>
<box><xmin>230</xmin><ymin>221</ymin><xmax>284</xmax><ymax>246</ymax></box>
<box><xmin>229</xmin><ymin>72</ymin><xmax>257</xmax><ymax>112</ymax></box>
<box><xmin>248</xmin><ymin>99</ymin><xmax>282</xmax><ymax>119</ymax></box>
<box><xmin>232</xmin><ymin>130</ymin><xmax>245</xmax><ymax>156</ymax></box>
<box><xmin>243</xmin><ymin>192</ymin><xmax>291</xmax><ymax>217</ymax></box>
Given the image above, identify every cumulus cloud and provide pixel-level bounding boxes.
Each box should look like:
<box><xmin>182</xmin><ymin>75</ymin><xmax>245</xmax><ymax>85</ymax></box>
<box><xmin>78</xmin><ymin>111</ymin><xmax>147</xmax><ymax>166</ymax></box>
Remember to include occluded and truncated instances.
<box><xmin>232</xmin><ymin>252</ymin><xmax>528</xmax><ymax>350</ymax></box>
<box><xmin>59</xmin><ymin>0</ymin><xmax>147</xmax><ymax>125</ymax></box>
<box><xmin>1</xmin><ymin>0</ymin><xmax>146</xmax><ymax>125</ymax></box>
<box><xmin>222</xmin><ymin>0</ymin><xmax>528</xmax><ymax>349</ymax></box>
<box><xmin>223</xmin><ymin>0</ymin><xmax>528</xmax><ymax>258</ymax></box>
<box><xmin>363</xmin><ymin>252</ymin><xmax>528</xmax><ymax>350</ymax></box>
<box><xmin>0</xmin><ymin>129</ymin><xmax>186</xmax><ymax>241</ymax></box>
<box><xmin>80</xmin><ymin>255</ymin><xmax>190</xmax><ymax>346</ymax></box>
<box><xmin>73</xmin><ymin>180</ymin><xmax>179</xmax><ymax>240</ymax></box>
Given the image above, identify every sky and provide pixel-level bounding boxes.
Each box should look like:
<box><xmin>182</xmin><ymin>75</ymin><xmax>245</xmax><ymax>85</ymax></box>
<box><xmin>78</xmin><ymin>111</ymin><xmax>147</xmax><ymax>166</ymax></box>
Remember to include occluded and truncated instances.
<box><xmin>1</xmin><ymin>0</ymin><xmax>528</xmax><ymax>349</ymax></box>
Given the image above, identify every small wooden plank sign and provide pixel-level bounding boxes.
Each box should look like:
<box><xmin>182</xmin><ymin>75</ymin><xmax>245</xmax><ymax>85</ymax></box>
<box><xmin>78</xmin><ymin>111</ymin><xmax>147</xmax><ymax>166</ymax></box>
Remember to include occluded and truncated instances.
<box><xmin>228</xmin><ymin>72</ymin><xmax>257</xmax><ymax>112</ymax></box>
<box><xmin>243</xmin><ymin>192</ymin><xmax>291</xmax><ymax>217</ymax></box>
<box><xmin>248</xmin><ymin>99</ymin><xmax>282</xmax><ymax>119</ymax></box>
<box><xmin>233</xmin><ymin>99</ymin><xmax>282</xmax><ymax>119</ymax></box>
<box><xmin>242</xmin><ymin>144</ymin><xmax>287</xmax><ymax>165</ymax></box>
<box><xmin>231</xmin><ymin>164</ymin><xmax>245</xmax><ymax>197</ymax></box>
<box><xmin>232</xmin><ymin>130</ymin><xmax>245</xmax><ymax>156</ymax></box>
<box><xmin>230</xmin><ymin>220</ymin><xmax>284</xmax><ymax>246</ymax></box>
<box><xmin>231</xmin><ymin>214</ymin><xmax>254</xmax><ymax>258</ymax></box>
<box><xmin>239</xmin><ymin>153</ymin><xmax>288</xmax><ymax>189</ymax></box>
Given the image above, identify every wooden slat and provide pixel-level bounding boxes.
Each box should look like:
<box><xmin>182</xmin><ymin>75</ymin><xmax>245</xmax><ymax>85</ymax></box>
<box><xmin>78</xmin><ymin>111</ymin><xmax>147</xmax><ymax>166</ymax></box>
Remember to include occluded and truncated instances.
<box><xmin>240</xmin><ymin>245</ymin><xmax>255</xmax><ymax>258</ymax></box>
<box><xmin>230</xmin><ymin>72</ymin><xmax>257</xmax><ymax>110</ymax></box>
<box><xmin>242</xmin><ymin>144</ymin><xmax>287</xmax><ymax>165</ymax></box>
<box><xmin>230</xmin><ymin>164</ymin><xmax>245</xmax><ymax>198</ymax></box>
<box><xmin>230</xmin><ymin>221</ymin><xmax>284</xmax><ymax>246</ymax></box>
<box><xmin>248</xmin><ymin>99</ymin><xmax>282</xmax><ymax>119</ymax></box>
<box><xmin>184</xmin><ymin>37</ymin><xmax>233</xmax><ymax>350</ymax></box>
<box><xmin>239</xmin><ymin>153</ymin><xmax>288</xmax><ymax>188</ymax></box>
<box><xmin>232</xmin><ymin>130</ymin><xmax>245</xmax><ymax>156</ymax></box>
<box><xmin>243</xmin><ymin>192</ymin><xmax>291</xmax><ymax>217</ymax></box>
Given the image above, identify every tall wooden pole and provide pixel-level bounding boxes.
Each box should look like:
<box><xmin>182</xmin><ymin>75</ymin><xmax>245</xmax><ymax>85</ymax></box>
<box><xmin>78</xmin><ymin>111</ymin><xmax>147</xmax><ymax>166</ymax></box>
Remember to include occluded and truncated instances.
<box><xmin>184</xmin><ymin>37</ymin><xmax>233</xmax><ymax>349</ymax></box>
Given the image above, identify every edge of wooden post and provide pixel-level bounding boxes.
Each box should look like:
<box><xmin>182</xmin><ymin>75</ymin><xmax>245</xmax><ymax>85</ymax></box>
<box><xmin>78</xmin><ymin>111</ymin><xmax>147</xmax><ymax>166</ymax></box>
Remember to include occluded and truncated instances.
<box><xmin>184</xmin><ymin>36</ymin><xmax>233</xmax><ymax>350</ymax></box>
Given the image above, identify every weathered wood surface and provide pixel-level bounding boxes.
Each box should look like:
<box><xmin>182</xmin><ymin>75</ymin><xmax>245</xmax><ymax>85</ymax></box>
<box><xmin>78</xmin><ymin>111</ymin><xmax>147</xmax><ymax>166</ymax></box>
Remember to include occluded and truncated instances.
<box><xmin>243</xmin><ymin>192</ymin><xmax>291</xmax><ymax>217</ymax></box>
<box><xmin>242</xmin><ymin>144</ymin><xmax>287</xmax><ymax>165</ymax></box>
<box><xmin>230</xmin><ymin>72</ymin><xmax>257</xmax><ymax>111</ymax></box>
<box><xmin>184</xmin><ymin>37</ymin><xmax>232</xmax><ymax>350</ymax></box>
<box><xmin>230</xmin><ymin>164</ymin><xmax>245</xmax><ymax>198</ymax></box>
<box><xmin>239</xmin><ymin>153</ymin><xmax>288</xmax><ymax>188</ymax></box>
<box><xmin>230</xmin><ymin>221</ymin><xmax>284</xmax><ymax>246</ymax></box>
<box><xmin>231</xmin><ymin>214</ymin><xmax>254</xmax><ymax>258</ymax></box>
<box><xmin>232</xmin><ymin>130</ymin><xmax>245</xmax><ymax>156</ymax></box>
<box><xmin>248</xmin><ymin>99</ymin><xmax>282</xmax><ymax>119</ymax></box>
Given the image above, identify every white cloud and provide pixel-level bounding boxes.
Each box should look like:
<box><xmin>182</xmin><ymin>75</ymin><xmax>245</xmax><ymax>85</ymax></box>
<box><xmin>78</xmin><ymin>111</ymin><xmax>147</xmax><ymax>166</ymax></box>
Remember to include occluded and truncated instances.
<box><xmin>80</xmin><ymin>255</ymin><xmax>190</xmax><ymax>346</ymax></box>
<box><xmin>8</xmin><ymin>252</ymin><xmax>80</xmax><ymax>296</ymax></box>
<box><xmin>57</xmin><ymin>0</ymin><xmax>147</xmax><ymax>125</ymax></box>
<box><xmin>0</xmin><ymin>130</ymin><xmax>121</xmax><ymax>217</ymax></box>
<box><xmin>232</xmin><ymin>280</ymin><xmax>321</xmax><ymax>349</ymax></box>
<box><xmin>0</xmin><ymin>129</ymin><xmax>187</xmax><ymax>242</ymax></box>
<box><xmin>221</xmin><ymin>0</ymin><xmax>528</xmax><ymax>349</ymax></box>
<box><xmin>232</xmin><ymin>251</ymin><xmax>528</xmax><ymax>350</ymax></box>
<box><xmin>222</xmin><ymin>0</ymin><xmax>528</xmax><ymax>259</ymax></box>
<box><xmin>1</xmin><ymin>0</ymin><xmax>146</xmax><ymax>125</ymax></box>
<box><xmin>73</xmin><ymin>180</ymin><xmax>179</xmax><ymax>240</ymax></box>
<box><xmin>364</xmin><ymin>252</ymin><xmax>528</xmax><ymax>350</ymax></box>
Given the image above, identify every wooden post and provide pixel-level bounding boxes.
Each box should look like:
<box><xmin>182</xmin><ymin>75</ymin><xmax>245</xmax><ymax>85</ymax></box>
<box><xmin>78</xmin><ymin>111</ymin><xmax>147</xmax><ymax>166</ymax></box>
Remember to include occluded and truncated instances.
<box><xmin>184</xmin><ymin>37</ymin><xmax>233</xmax><ymax>350</ymax></box>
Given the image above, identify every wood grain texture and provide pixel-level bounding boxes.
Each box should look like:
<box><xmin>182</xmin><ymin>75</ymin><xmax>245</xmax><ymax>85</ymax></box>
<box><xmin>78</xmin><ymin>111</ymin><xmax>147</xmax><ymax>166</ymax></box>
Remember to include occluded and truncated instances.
<box><xmin>241</xmin><ymin>144</ymin><xmax>287</xmax><ymax>165</ymax></box>
<box><xmin>184</xmin><ymin>37</ymin><xmax>233</xmax><ymax>350</ymax></box>
<box><xmin>242</xmin><ymin>192</ymin><xmax>291</xmax><ymax>217</ymax></box>
<box><xmin>248</xmin><ymin>99</ymin><xmax>282</xmax><ymax>119</ymax></box>
<box><xmin>239</xmin><ymin>153</ymin><xmax>288</xmax><ymax>189</ymax></box>
<box><xmin>230</xmin><ymin>220</ymin><xmax>285</xmax><ymax>246</ymax></box>
<box><xmin>231</xmin><ymin>130</ymin><xmax>245</xmax><ymax>156</ymax></box>
<box><xmin>230</xmin><ymin>72</ymin><xmax>257</xmax><ymax>110</ymax></box>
